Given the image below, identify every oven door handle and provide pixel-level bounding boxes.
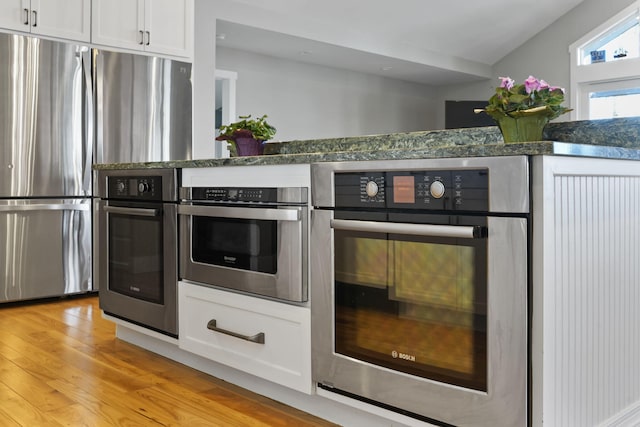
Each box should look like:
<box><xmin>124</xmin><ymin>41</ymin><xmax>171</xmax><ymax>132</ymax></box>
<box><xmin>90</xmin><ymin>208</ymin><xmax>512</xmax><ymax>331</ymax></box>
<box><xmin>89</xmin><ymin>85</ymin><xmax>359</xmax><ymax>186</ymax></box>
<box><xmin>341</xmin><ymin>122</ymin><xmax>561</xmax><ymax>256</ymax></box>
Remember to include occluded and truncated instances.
<box><xmin>103</xmin><ymin>206</ymin><xmax>160</xmax><ymax>217</ymax></box>
<box><xmin>330</xmin><ymin>219</ymin><xmax>484</xmax><ymax>239</ymax></box>
<box><xmin>178</xmin><ymin>204</ymin><xmax>300</xmax><ymax>221</ymax></box>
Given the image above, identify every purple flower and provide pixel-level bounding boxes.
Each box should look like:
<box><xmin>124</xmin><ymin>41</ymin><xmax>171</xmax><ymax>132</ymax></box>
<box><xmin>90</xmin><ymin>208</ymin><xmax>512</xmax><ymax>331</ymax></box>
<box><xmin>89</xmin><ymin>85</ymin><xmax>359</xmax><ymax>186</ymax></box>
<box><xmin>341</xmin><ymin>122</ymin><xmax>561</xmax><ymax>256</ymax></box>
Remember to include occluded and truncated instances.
<box><xmin>524</xmin><ymin>75</ymin><xmax>540</xmax><ymax>94</ymax></box>
<box><xmin>499</xmin><ymin>76</ymin><xmax>515</xmax><ymax>90</ymax></box>
<box><xmin>482</xmin><ymin>74</ymin><xmax>571</xmax><ymax>121</ymax></box>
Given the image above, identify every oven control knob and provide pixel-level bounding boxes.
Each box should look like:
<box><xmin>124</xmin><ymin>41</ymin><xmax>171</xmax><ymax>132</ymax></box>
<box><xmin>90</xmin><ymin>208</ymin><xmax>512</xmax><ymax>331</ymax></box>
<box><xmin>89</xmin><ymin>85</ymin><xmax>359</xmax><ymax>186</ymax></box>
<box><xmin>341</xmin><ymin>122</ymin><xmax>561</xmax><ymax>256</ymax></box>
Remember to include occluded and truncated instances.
<box><xmin>365</xmin><ymin>180</ymin><xmax>379</xmax><ymax>198</ymax></box>
<box><xmin>430</xmin><ymin>180</ymin><xmax>445</xmax><ymax>199</ymax></box>
<box><xmin>116</xmin><ymin>181</ymin><xmax>125</xmax><ymax>192</ymax></box>
<box><xmin>138</xmin><ymin>182</ymin><xmax>150</xmax><ymax>193</ymax></box>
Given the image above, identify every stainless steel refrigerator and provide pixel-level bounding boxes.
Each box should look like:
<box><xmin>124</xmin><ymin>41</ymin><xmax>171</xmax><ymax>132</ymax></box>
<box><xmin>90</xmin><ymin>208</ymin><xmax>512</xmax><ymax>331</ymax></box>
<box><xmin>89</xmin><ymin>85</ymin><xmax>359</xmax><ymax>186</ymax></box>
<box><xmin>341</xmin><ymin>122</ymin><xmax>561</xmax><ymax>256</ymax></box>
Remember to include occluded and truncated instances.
<box><xmin>94</xmin><ymin>49</ymin><xmax>192</xmax><ymax>164</ymax></box>
<box><xmin>0</xmin><ymin>33</ymin><xmax>93</xmax><ymax>302</ymax></box>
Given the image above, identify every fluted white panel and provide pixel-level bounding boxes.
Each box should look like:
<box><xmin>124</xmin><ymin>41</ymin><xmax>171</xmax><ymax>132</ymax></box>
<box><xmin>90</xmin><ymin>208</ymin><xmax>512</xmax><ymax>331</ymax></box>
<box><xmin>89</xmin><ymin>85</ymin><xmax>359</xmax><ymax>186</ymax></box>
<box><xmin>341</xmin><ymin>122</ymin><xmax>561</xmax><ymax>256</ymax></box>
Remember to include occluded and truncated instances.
<box><xmin>537</xmin><ymin>158</ymin><xmax>640</xmax><ymax>426</ymax></box>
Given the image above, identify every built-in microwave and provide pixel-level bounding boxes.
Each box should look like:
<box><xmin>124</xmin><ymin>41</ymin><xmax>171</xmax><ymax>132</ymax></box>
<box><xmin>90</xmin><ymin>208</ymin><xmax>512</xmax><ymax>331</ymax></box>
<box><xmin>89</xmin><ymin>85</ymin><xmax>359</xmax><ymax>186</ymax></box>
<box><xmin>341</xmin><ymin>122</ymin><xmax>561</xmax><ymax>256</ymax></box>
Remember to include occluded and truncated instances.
<box><xmin>178</xmin><ymin>187</ymin><xmax>308</xmax><ymax>303</ymax></box>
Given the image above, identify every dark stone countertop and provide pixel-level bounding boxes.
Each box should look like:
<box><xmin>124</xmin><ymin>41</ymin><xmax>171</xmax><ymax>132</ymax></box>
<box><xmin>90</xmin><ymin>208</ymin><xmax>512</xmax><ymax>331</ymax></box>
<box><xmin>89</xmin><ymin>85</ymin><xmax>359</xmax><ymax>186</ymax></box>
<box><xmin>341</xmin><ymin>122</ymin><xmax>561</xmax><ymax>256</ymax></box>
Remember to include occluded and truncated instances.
<box><xmin>93</xmin><ymin>117</ymin><xmax>640</xmax><ymax>170</ymax></box>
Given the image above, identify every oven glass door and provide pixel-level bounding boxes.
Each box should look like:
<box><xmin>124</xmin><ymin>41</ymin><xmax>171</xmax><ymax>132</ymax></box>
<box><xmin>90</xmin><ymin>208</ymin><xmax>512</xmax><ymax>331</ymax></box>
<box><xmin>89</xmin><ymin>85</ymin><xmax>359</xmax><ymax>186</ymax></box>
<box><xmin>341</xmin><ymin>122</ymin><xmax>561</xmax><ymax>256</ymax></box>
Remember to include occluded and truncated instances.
<box><xmin>106</xmin><ymin>201</ymin><xmax>164</xmax><ymax>304</ymax></box>
<box><xmin>333</xmin><ymin>212</ymin><xmax>488</xmax><ymax>391</ymax></box>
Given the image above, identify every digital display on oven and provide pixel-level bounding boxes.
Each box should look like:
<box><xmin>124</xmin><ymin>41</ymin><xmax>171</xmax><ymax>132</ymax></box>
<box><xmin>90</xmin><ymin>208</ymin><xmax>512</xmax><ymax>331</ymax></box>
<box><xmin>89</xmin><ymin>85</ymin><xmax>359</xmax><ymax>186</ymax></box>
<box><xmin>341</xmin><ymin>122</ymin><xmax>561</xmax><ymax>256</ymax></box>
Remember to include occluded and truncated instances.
<box><xmin>392</xmin><ymin>175</ymin><xmax>415</xmax><ymax>204</ymax></box>
<box><xmin>129</xmin><ymin>179</ymin><xmax>139</xmax><ymax>196</ymax></box>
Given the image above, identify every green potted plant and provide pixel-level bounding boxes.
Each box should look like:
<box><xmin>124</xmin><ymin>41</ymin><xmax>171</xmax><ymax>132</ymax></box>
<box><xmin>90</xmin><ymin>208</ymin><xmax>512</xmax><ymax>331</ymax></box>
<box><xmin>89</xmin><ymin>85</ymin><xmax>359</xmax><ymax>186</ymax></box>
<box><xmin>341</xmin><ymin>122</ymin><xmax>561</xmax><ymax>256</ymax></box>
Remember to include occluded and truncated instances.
<box><xmin>475</xmin><ymin>76</ymin><xmax>572</xmax><ymax>143</ymax></box>
<box><xmin>215</xmin><ymin>114</ymin><xmax>277</xmax><ymax>156</ymax></box>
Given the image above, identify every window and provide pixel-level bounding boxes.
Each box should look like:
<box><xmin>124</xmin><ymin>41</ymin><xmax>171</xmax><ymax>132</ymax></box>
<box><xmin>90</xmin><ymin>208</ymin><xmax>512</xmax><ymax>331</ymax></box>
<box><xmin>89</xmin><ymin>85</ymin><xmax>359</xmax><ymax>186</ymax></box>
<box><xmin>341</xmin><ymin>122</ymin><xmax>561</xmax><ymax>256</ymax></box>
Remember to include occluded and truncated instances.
<box><xmin>585</xmin><ymin>79</ymin><xmax>640</xmax><ymax>119</ymax></box>
<box><xmin>570</xmin><ymin>1</ymin><xmax>640</xmax><ymax>119</ymax></box>
<box><xmin>578</xmin><ymin>13</ymin><xmax>639</xmax><ymax>65</ymax></box>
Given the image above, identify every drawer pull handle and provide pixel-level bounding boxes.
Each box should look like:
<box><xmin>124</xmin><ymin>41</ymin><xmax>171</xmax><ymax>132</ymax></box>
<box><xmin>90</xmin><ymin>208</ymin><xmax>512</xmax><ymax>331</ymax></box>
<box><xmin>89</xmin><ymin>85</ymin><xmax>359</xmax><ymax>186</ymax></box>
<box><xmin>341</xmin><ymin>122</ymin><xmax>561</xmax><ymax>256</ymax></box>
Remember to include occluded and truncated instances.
<box><xmin>206</xmin><ymin>319</ymin><xmax>265</xmax><ymax>344</ymax></box>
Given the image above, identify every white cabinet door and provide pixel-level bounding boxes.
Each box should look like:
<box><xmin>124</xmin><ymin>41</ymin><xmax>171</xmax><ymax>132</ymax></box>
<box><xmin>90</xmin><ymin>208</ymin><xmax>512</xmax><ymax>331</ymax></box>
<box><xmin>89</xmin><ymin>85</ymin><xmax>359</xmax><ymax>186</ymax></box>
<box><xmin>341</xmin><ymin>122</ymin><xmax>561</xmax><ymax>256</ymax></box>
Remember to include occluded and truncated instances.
<box><xmin>31</xmin><ymin>0</ymin><xmax>91</xmax><ymax>42</ymax></box>
<box><xmin>0</xmin><ymin>0</ymin><xmax>90</xmax><ymax>42</ymax></box>
<box><xmin>92</xmin><ymin>0</ymin><xmax>145</xmax><ymax>51</ymax></box>
<box><xmin>145</xmin><ymin>0</ymin><xmax>193</xmax><ymax>58</ymax></box>
<box><xmin>92</xmin><ymin>0</ymin><xmax>193</xmax><ymax>59</ymax></box>
<box><xmin>0</xmin><ymin>0</ymin><xmax>28</xmax><ymax>32</ymax></box>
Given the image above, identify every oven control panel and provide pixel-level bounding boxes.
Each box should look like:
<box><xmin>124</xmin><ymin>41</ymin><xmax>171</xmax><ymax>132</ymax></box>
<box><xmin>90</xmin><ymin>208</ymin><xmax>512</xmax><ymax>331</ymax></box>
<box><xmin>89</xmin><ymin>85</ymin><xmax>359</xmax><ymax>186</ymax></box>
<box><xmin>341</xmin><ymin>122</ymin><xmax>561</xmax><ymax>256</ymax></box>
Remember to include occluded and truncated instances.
<box><xmin>191</xmin><ymin>187</ymin><xmax>279</xmax><ymax>203</ymax></box>
<box><xmin>334</xmin><ymin>169</ymin><xmax>489</xmax><ymax>211</ymax></box>
<box><xmin>107</xmin><ymin>176</ymin><xmax>163</xmax><ymax>201</ymax></box>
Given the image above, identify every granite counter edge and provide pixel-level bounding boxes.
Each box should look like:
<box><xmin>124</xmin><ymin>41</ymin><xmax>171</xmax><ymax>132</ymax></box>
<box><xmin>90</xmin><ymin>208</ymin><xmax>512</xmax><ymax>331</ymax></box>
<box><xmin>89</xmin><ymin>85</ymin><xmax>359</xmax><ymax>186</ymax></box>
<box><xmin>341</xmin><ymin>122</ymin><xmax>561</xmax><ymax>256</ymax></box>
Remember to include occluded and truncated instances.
<box><xmin>92</xmin><ymin>141</ymin><xmax>640</xmax><ymax>170</ymax></box>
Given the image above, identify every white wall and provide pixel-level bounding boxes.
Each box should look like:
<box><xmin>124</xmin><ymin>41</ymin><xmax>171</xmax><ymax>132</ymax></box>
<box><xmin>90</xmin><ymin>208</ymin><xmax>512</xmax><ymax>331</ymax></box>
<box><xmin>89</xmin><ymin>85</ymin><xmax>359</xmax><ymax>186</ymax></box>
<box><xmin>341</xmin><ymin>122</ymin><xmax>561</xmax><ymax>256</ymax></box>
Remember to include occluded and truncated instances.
<box><xmin>435</xmin><ymin>0</ymin><xmax>636</xmax><ymax>129</ymax></box>
<box><xmin>195</xmin><ymin>0</ymin><xmax>637</xmax><ymax>155</ymax></box>
<box><xmin>192</xmin><ymin>0</ymin><xmax>217</xmax><ymax>159</ymax></box>
<box><xmin>216</xmin><ymin>46</ymin><xmax>438</xmax><ymax>142</ymax></box>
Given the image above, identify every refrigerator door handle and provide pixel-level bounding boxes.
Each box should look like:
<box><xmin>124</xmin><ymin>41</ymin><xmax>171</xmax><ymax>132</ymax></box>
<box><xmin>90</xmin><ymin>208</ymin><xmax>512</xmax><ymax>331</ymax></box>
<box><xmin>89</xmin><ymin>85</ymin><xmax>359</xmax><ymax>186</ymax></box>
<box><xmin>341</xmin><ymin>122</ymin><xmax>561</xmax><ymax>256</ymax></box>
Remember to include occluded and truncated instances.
<box><xmin>0</xmin><ymin>203</ymin><xmax>90</xmax><ymax>213</ymax></box>
<box><xmin>82</xmin><ymin>48</ymin><xmax>94</xmax><ymax>190</ymax></box>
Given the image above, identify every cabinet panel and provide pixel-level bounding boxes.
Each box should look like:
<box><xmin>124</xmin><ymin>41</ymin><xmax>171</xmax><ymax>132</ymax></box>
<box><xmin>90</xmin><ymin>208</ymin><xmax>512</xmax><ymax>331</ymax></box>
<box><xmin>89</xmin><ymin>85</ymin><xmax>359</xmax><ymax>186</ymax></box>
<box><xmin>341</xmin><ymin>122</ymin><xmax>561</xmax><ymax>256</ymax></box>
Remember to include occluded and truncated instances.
<box><xmin>0</xmin><ymin>0</ymin><xmax>90</xmax><ymax>42</ymax></box>
<box><xmin>178</xmin><ymin>281</ymin><xmax>312</xmax><ymax>393</ymax></box>
<box><xmin>31</xmin><ymin>0</ymin><xmax>91</xmax><ymax>42</ymax></box>
<box><xmin>0</xmin><ymin>0</ymin><xmax>27</xmax><ymax>32</ymax></box>
<box><xmin>92</xmin><ymin>0</ymin><xmax>145</xmax><ymax>51</ymax></box>
<box><xmin>145</xmin><ymin>0</ymin><xmax>193</xmax><ymax>58</ymax></box>
<box><xmin>92</xmin><ymin>0</ymin><xmax>193</xmax><ymax>59</ymax></box>
<box><xmin>532</xmin><ymin>156</ymin><xmax>640</xmax><ymax>426</ymax></box>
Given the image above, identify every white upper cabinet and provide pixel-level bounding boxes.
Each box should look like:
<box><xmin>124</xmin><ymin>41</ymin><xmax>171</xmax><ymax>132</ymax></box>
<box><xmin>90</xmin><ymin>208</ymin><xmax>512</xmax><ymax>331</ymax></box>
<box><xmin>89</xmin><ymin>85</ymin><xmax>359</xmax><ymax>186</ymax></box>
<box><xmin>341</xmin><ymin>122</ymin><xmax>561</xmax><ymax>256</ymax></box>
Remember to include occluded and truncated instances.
<box><xmin>92</xmin><ymin>0</ymin><xmax>194</xmax><ymax>59</ymax></box>
<box><xmin>0</xmin><ymin>0</ymin><xmax>91</xmax><ymax>42</ymax></box>
<box><xmin>92</xmin><ymin>0</ymin><xmax>144</xmax><ymax>51</ymax></box>
<box><xmin>145</xmin><ymin>0</ymin><xmax>193</xmax><ymax>58</ymax></box>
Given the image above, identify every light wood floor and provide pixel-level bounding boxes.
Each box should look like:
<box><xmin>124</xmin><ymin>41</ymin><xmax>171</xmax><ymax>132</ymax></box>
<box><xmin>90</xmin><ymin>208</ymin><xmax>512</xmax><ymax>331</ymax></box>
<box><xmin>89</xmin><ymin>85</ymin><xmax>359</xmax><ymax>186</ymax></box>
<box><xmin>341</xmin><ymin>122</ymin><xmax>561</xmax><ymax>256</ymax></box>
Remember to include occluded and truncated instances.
<box><xmin>0</xmin><ymin>295</ymin><xmax>338</xmax><ymax>426</ymax></box>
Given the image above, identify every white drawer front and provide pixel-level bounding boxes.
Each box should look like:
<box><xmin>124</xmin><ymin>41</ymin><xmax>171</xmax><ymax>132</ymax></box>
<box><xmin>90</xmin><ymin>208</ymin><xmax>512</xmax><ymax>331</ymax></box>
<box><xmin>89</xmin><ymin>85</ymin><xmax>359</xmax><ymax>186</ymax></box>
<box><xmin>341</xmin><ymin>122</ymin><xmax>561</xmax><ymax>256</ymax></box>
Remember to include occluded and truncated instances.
<box><xmin>178</xmin><ymin>281</ymin><xmax>312</xmax><ymax>393</ymax></box>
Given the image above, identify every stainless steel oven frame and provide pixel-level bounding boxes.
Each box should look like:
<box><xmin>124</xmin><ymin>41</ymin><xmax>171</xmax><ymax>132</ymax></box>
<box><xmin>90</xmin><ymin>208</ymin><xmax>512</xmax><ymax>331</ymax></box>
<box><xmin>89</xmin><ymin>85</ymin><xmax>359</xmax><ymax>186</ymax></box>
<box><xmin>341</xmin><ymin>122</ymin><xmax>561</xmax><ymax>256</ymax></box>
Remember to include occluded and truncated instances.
<box><xmin>178</xmin><ymin>187</ymin><xmax>309</xmax><ymax>303</ymax></box>
<box><xmin>310</xmin><ymin>156</ymin><xmax>530</xmax><ymax>427</ymax></box>
<box><xmin>94</xmin><ymin>168</ymin><xmax>179</xmax><ymax>337</ymax></box>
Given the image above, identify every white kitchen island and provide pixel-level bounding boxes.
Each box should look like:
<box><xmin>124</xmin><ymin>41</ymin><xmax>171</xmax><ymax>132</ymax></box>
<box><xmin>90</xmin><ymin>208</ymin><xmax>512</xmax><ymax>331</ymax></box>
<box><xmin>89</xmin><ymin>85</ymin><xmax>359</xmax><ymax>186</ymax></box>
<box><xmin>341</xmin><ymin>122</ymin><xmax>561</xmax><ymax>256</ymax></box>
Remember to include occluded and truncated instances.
<box><xmin>98</xmin><ymin>139</ymin><xmax>640</xmax><ymax>427</ymax></box>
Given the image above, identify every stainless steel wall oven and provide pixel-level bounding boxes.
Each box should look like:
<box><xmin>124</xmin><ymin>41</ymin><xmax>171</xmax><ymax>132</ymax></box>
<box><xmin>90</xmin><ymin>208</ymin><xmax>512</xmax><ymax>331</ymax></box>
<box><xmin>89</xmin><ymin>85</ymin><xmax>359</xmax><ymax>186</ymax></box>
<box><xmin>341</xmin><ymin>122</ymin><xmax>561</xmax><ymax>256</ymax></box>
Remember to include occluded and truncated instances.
<box><xmin>179</xmin><ymin>187</ymin><xmax>308</xmax><ymax>303</ymax></box>
<box><xmin>94</xmin><ymin>169</ymin><xmax>179</xmax><ymax>337</ymax></box>
<box><xmin>311</xmin><ymin>157</ymin><xmax>529</xmax><ymax>427</ymax></box>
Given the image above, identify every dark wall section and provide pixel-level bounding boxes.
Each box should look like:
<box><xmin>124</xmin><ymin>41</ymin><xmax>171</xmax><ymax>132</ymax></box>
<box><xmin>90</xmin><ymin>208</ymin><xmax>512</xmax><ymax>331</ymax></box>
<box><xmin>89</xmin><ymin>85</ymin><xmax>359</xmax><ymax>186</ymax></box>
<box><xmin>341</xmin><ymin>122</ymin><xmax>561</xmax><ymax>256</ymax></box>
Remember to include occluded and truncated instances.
<box><xmin>445</xmin><ymin>101</ymin><xmax>496</xmax><ymax>129</ymax></box>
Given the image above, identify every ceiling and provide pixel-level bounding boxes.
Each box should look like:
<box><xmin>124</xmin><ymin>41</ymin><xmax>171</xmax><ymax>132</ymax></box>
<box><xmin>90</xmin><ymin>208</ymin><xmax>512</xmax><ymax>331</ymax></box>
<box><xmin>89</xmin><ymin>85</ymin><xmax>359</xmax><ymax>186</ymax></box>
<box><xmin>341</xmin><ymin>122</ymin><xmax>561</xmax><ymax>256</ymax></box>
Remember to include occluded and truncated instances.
<box><xmin>213</xmin><ymin>0</ymin><xmax>585</xmax><ymax>86</ymax></box>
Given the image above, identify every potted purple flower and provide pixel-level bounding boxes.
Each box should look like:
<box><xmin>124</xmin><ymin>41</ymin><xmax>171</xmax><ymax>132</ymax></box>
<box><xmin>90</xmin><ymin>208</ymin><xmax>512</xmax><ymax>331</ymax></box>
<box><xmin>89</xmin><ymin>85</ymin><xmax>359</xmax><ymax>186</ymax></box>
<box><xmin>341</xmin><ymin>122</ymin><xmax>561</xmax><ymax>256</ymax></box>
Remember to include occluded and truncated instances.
<box><xmin>476</xmin><ymin>76</ymin><xmax>572</xmax><ymax>143</ymax></box>
<box><xmin>215</xmin><ymin>114</ymin><xmax>277</xmax><ymax>156</ymax></box>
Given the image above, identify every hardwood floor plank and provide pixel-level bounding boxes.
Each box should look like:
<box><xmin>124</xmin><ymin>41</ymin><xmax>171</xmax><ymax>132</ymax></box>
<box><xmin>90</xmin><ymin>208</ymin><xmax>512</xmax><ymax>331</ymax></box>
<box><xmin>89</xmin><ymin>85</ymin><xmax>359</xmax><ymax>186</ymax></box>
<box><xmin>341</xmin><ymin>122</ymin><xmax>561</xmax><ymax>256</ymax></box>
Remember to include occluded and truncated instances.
<box><xmin>46</xmin><ymin>378</ymin><xmax>166</xmax><ymax>427</ymax></box>
<box><xmin>0</xmin><ymin>337</ymin><xmax>23</xmax><ymax>361</ymax></box>
<box><xmin>161</xmin><ymin>380</ymin><xmax>325</xmax><ymax>427</ymax></box>
<box><xmin>0</xmin><ymin>381</ymin><xmax>65</xmax><ymax>426</ymax></box>
<box><xmin>0</xmin><ymin>296</ymin><xmax>338</xmax><ymax>427</ymax></box>
<box><xmin>128</xmin><ymin>386</ymin><xmax>245</xmax><ymax>427</ymax></box>
<box><xmin>0</xmin><ymin>406</ymin><xmax>23</xmax><ymax>427</ymax></box>
<box><xmin>4</xmin><ymin>330</ymin><xmax>155</xmax><ymax>394</ymax></box>
<box><xmin>145</xmin><ymin>381</ymin><xmax>276</xmax><ymax>427</ymax></box>
<box><xmin>47</xmin><ymin>403</ymin><xmax>119</xmax><ymax>427</ymax></box>
<box><xmin>0</xmin><ymin>358</ymin><xmax>75</xmax><ymax>412</ymax></box>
